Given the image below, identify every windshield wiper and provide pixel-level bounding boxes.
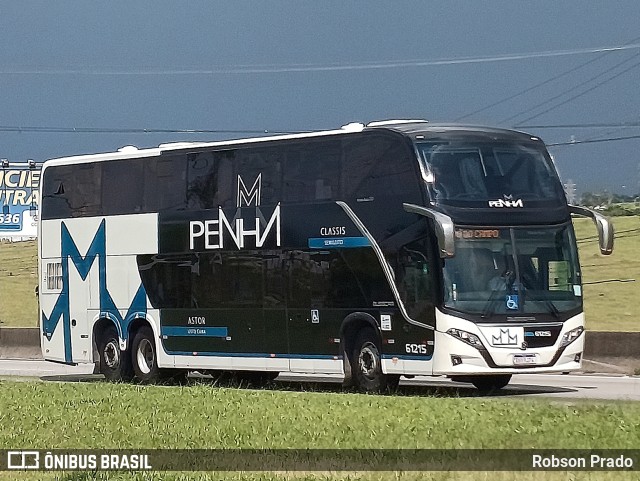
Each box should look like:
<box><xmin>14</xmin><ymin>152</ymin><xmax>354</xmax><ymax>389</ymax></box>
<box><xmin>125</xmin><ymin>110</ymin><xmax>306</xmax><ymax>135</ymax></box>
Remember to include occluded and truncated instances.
<box><xmin>543</xmin><ymin>300</ymin><xmax>560</xmax><ymax>320</ymax></box>
<box><xmin>482</xmin><ymin>271</ymin><xmax>517</xmax><ymax>318</ymax></box>
<box><xmin>481</xmin><ymin>287</ymin><xmax>504</xmax><ymax>319</ymax></box>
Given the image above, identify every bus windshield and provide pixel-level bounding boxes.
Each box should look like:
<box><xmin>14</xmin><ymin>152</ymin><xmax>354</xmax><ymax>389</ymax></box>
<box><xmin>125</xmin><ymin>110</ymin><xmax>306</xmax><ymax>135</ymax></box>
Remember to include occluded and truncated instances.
<box><xmin>417</xmin><ymin>141</ymin><xmax>565</xmax><ymax>204</ymax></box>
<box><xmin>442</xmin><ymin>225</ymin><xmax>581</xmax><ymax>318</ymax></box>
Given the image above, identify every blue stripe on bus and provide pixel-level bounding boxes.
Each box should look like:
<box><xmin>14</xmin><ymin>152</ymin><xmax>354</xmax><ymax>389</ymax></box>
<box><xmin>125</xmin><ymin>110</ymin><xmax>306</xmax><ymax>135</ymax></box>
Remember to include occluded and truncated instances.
<box><xmin>308</xmin><ymin>237</ymin><xmax>371</xmax><ymax>249</ymax></box>
<box><xmin>161</xmin><ymin>326</ymin><xmax>229</xmax><ymax>338</ymax></box>
<box><xmin>162</xmin><ymin>351</ymin><xmax>430</xmax><ymax>361</ymax></box>
<box><xmin>164</xmin><ymin>351</ymin><xmax>342</xmax><ymax>359</ymax></box>
<box><xmin>382</xmin><ymin>354</ymin><xmax>433</xmax><ymax>361</ymax></box>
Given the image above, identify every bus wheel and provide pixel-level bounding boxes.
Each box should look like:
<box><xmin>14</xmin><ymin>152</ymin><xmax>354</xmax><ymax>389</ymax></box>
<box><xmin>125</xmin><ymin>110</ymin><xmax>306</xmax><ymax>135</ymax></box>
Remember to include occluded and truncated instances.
<box><xmin>352</xmin><ymin>328</ymin><xmax>396</xmax><ymax>393</ymax></box>
<box><xmin>98</xmin><ymin>325</ymin><xmax>133</xmax><ymax>382</ymax></box>
<box><xmin>470</xmin><ymin>374</ymin><xmax>512</xmax><ymax>393</ymax></box>
<box><xmin>131</xmin><ymin>326</ymin><xmax>162</xmax><ymax>384</ymax></box>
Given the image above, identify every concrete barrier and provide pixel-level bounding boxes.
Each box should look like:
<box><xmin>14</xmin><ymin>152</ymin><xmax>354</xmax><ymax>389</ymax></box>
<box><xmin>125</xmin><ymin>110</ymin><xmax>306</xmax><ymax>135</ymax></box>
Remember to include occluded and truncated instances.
<box><xmin>0</xmin><ymin>327</ymin><xmax>42</xmax><ymax>360</ymax></box>
<box><xmin>583</xmin><ymin>331</ymin><xmax>640</xmax><ymax>358</ymax></box>
<box><xmin>1</xmin><ymin>327</ymin><xmax>638</xmax><ymax>365</ymax></box>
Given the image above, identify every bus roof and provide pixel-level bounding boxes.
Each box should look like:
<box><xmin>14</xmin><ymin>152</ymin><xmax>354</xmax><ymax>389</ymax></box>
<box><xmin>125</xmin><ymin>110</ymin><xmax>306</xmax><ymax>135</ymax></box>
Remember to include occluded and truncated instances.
<box><xmin>41</xmin><ymin>120</ymin><xmax>542</xmax><ymax>169</ymax></box>
<box><xmin>365</xmin><ymin>121</ymin><xmax>541</xmax><ymax>143</ymax></box>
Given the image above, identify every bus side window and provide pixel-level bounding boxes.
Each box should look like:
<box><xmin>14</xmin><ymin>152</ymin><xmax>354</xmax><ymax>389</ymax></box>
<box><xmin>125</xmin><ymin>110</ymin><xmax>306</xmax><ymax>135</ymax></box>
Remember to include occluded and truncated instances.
<box><xmin>219</xmin><ymin>253</ymin><xmax>263</xmax><ymax>308</ymax></box>
<box><xmin>283</xmin><ymin>141</ymin><xmax>341</xmax><ymax>203</ymax></box>
<box><xmin>75</xmin><ymin>163</ymin><xmax>102</xmax><ymax>217</ymax></box>
<box><xmin>283</xmin><ymin>150</ymin><xmax>310</xmax><ymax>203</ymax></box>
<box><xmin>41</xmin><ymin>167</ymin><xmax>72</xmax><ymax>219</ymax></box>
<box><xmin>343</xmin><ymin>134</ymin><xmax>421</xmax><ymax>203</ymax></box>
<box><xmin>313</xmin><ymin>144</ymin><xmax>341</xmax><ymax>201</ymax></box>
<box><xmin>288</xmin><ymin>250</ymin><xmax>371</xmax><ymax>309</ymax></box>
<box><xmin>187</xmin><ymin>152</ymin><xmax>233</xmax><ymax>210</ymax></box>
<box><xmin>263</xmin><ymin>252</ymin><xmax>286</xmax><ymax>307</ymax></box>
<box><xmin>215</xmin><ymin>156</ymin><xmax>234</xmax><ymax>207</ymax></box>
<box><xmin>287</xmin><ymin>252</ymin><xmax>313</xmax><ymax>307</ymax></box>
<box><xmin>235</xmin><ymin>148</ymin><xmax>282</xmax><ymax>206</ymax></box>
<box><xmin>145</xmin><ymin>157</ymin><xmax>187</xmax><ymax>212</ymax></box>
<box><xmin>101</xmin><ymin>160</ymin><xmax>143</xmax><ymax>214</ymax></box>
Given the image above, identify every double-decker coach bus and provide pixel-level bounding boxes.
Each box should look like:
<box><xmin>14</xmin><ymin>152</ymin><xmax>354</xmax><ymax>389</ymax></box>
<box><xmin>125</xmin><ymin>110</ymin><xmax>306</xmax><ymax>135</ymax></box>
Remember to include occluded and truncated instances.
<box><xmin>38</xmin><ymin>120</ymin><xmax>613</xmax><ymax>392</ymax></box>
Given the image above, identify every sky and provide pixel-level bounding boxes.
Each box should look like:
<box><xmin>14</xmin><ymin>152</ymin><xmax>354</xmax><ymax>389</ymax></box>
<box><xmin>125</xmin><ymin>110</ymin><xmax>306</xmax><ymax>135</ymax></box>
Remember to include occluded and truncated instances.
<box><xmin>1</xmin><ymin>1</ymin><xmax>639</xmax><ymax>195</ymax></box>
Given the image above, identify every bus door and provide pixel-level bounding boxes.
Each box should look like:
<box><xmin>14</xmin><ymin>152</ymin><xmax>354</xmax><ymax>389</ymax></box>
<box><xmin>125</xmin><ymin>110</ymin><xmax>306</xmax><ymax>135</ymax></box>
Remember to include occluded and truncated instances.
<box><xmin>393</xmin><ymin>236</ymin><xmax>437</xmax><ymax>372</ymax></box>
<box><xmin>40</xmin><ymin>253</ymin><xmax>93</xmax><ymax>364</ymax></box>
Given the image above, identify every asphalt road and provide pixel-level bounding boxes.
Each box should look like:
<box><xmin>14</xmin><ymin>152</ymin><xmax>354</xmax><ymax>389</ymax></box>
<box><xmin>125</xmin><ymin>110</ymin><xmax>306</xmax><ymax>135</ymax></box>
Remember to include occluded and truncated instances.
<box><xmin>1</xmin><ymin>359</ymin><xmax>638</xmax><ymax>401</ymax></box>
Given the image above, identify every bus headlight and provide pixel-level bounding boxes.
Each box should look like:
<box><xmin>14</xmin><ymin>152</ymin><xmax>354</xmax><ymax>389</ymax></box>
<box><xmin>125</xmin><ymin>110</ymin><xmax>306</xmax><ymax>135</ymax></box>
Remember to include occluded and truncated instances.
<box><xmin>560</xmin><ymin>326</ymin><xmax>584</xmax><ymax>347</ymax></box>
<box><xmin>447</xmin><ymin>328</ymin><xmax>484</xmax><ymax>349</ymax></box>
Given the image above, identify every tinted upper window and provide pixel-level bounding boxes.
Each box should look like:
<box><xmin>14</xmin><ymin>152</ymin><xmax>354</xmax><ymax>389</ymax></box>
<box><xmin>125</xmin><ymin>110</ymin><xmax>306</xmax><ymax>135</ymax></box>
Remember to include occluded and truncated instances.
<box><xmin>41</xmin><ymin>131</ymin><xmax>423</xmax><ymax>220</ymax></box>
<box><xmin>145</xmin><ymin>156</ymin><xmax>187</xmax><ymax>212</ymax></box>
<box><xmin>282</xmin><ymin>140</ymin><xmax>341</xmax><ymax>203</ymax></box>
<box><xmin>41</xmin><ymin>163</ymin><xmax>103</xmax><ymax>219</ymax></box>
<box><xmin>102</xmin><ymin>160</ymin><xmax>144</xmax><ymax>214</ymax></box>
<box><xmin>186</xmin><ymin>151</ymin><xmax>234</xmax><ymax>209</ymax></box>
<box><xmin>418</xmin><ymin>142</ymin><xmax>565</xmax><ymax>205</ymax></box>
<box><xmin>235</xmin><ymin>147</ymin><xmax>283</xmax><ymax>206</ymax></box>
<box><xmin>41</xmin><ymin>157</ymin><xmax>188</xmax><ymax>219</ymax></box>
<box><xmin>343</xmin><ymin>133</ymin><xmax>420</xmax><ymax>202</ymax></box>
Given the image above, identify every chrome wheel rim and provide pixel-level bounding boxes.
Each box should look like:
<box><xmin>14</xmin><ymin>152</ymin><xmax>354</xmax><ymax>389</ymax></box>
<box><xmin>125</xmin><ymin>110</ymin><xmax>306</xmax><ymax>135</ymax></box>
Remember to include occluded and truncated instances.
<box><xmin>358</xmin><ymin>343</ymin><xmax>379</xmax><ymax>379</ymax></box>
<box><xmin>104</xmin><ymin>340</ymin><xmax>120</xmax><ymax>369</ymax></box>
<box><xmin>136</xmin><ymin>339</ymin><xmax>154</xmax><ymax>375</ymax></box>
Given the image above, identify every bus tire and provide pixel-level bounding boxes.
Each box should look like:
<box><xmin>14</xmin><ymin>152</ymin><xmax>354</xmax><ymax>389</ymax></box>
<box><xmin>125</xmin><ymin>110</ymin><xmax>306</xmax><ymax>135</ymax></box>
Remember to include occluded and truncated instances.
<box><xmin>470</xmin><ymin>374</ymin><xmax>512</xmax><ymax>393</ymax></box>
<box><xmin>131</xmin><ymin>326</ymin><xmax>163</xmax><ymax>384</ymax></box>
<box><xmin>351</xmin><ymin>328</ymin><xmax>396</xmax><ymax>393</ymax></box>
<box><xmin>98</xmin><ymin>325</ymin><xmax>133</xmax><ymax>382</ymax></box>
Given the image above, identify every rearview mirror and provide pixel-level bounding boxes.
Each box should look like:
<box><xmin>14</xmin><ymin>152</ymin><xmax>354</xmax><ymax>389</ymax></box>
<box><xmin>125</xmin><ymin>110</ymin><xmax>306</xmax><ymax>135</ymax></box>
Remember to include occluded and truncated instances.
<box><xmin>568</xmin><ymin>205</ymin><xmax>614</xmax><ymax>255</ymax></box>
<box><xmin>403</xmin><ymin>203</ymin><xmax>455</xmax><ymax>258</ymax></box>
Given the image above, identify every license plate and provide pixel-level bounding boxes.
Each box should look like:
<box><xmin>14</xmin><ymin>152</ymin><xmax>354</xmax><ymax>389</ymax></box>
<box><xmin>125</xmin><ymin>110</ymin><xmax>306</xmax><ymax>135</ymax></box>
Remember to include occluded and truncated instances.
<box><xmin>513</xmin><ymin>354</ymin><xmax>537</xmax><ymax>365</ymax></box>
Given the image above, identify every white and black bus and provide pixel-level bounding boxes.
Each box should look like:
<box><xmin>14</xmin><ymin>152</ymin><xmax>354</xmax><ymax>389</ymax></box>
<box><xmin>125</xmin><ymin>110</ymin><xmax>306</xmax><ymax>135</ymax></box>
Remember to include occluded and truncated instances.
<box><xmin>38</xmin><ymin>120</ymin><xmax>613</xmax><ymax>392</ymax></box>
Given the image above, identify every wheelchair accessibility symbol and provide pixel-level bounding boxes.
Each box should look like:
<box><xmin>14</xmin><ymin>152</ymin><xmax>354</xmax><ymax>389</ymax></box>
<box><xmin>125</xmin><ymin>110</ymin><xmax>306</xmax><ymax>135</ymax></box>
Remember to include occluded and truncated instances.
<box><xmin>506</xmin><ymin>295</ymin><xmax>519</xmax><ymax>310</ymax></box>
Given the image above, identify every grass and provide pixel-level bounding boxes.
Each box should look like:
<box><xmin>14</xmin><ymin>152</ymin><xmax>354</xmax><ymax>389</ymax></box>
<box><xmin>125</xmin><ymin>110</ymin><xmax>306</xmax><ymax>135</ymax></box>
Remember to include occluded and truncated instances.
<box><xmin>0</xmin><ymin>239</ymin><xmax>38</xmax><ymax>327</ymax></box>
<box><xmin>5</xmin><ymin>381</ymin><xmax>639</xmax><ymax>450</ymax></box>
<box><xmin>0</xmin><ymin>215</ymin><xmax>639</xmax><ymax>331</ymax></box>
<box><xmin>573</xmin><ymin>216</ymin><xmax>640</xmax><ymax>331</ymax></box>
<box><xmin>0</xmin><ymin>380</ymin><xmax>639</xmax><ymax>480</ymax></box>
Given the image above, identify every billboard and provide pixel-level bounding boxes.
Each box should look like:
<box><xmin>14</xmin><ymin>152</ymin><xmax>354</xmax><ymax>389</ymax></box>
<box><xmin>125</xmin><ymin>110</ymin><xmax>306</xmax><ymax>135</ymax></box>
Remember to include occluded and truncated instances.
<box><xmin>0</xmin><ymin>162</ymin><xmax>40</xmax><ymax>240</ymax></box>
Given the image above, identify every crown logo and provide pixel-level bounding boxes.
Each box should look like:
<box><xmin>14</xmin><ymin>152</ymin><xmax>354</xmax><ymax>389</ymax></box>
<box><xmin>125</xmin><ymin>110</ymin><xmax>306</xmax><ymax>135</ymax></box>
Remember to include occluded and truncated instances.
<box><xmin>492</xmin><ymin>328</ymin><xmax>518</xmax><ymax>346</ymax></box>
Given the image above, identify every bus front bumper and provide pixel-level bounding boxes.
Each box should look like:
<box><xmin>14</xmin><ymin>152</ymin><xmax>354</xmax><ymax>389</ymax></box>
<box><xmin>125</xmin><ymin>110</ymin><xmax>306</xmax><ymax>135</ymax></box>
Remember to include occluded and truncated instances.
<box><xmin>431</xmin><ymin>312</ymin><xmax>585</xmax><ymax>376</ymax></box>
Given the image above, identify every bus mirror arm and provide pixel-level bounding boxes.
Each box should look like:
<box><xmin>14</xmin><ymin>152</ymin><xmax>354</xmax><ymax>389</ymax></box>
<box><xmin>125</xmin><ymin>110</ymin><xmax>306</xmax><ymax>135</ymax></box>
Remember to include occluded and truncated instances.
<box><xmin>568</xmin><ymin>204</ymin><xmax>614</xmax><ymax>255</ymax></box>
<box><xmin>402</xmin><ymin>203</ymin><xmax>455</xmax><ymax>258</ymax></box>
